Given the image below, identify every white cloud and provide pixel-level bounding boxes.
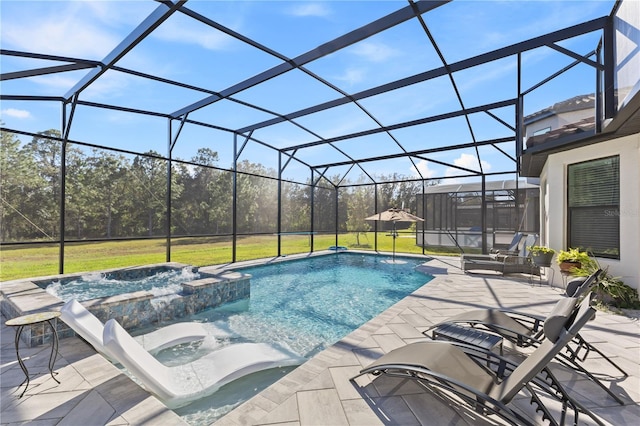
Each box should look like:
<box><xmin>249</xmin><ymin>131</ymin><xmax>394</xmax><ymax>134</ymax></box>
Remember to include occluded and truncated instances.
<box><xmin>446</xmin><ymin>153</ymin><xmax>491</xmax><ymax>176</ymax></box>
<box><xmin>334</xmin><ymin>67</ymin><xmax>366</xmax><ymax>86</ymax></box>
<box><xmin>152</xmin><ymin>17</ymin><xmax>232</xmax><ymax>51</ymax></box>
<box><xmin>287</xmin><ymin>3</ymin><xmax>331</xmax><ymax>18</ymax></box>
<box><xmin>0</xmin><ymin>5</ymin><xmax>121</xmax><ymax>59</ymax></box>
<box><xmin>331</xmin><ymin>42</ymin><xmax>399</xmax><ymax>88</ymax></box>
<box><xmin>351</xmin><ymin>42</ymin><xmax>398</xmax><ymax>63</ymax></box>
<box><xmin>22</xmin><ymin>70</ymin><xmax>133</xmax><ymax>101</ymax></box>
<box><xmin>411</xmin><ymin>159</ymin><xmax>437</xmax><ymax>179</ymax></box>
<box><xmin>1</xmin><ymin>108</ymin><xmax>32</xmax><ymax>119</ymax></box>
<box><xmin>81</xmin><ymin>71</ymin><xmax>138</xmax><ymax>101</ymax></box>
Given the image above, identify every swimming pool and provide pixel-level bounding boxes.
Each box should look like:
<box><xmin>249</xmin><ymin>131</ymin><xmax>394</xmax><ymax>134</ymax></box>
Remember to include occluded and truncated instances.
<box><xmin>155</xmin><ymin>253</ymin><xmax>433</xmax><ymax>424</ymax></box>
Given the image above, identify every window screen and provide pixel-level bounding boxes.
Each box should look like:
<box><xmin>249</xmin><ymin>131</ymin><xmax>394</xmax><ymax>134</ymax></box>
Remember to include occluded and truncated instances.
<box><xmin>567</xmin><ymin>156</ymin><xmax>620</xmax><ymax>258</ymax></box>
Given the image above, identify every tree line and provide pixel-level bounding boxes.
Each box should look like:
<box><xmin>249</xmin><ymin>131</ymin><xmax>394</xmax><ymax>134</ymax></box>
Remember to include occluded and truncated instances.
<box><xmin>1</xmin><ymin>129</ymin><xmax>433</xmax><ymax>243</ymax></box>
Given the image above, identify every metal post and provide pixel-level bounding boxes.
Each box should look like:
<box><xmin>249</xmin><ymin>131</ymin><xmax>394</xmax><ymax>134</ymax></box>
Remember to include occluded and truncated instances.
<box><xmin>481</xmin><ymin>175</ymin><xmax>487</xmax><ymax>254</ymax></box>
<box><xmin>514</xmin><ymin>174</ymin><xmax>520</xmax><ymax>235</ymax></box>
<box><xmin>310</xmin><ymin>169</ymin><xmax>315</xmax><ymax>253</ymax></box>
<box><xmin>58</xmin><ymin>99</ymin><xmax>74</xmax><ymax>274</ymax></box>
<box><xmin>232</xmin><ymin>134</ymin><xmax>238</xmax><ymax>263</ymax></box>
<box><xmin>374</xmin><ymin>184</ymin><xmax>378</xmax><ymax>252</ymax></box>
<box><xmin>277</xmin><ymin>152</ymin><xmax>282</xmax><ymax>257</ymax></box>
<box><xmin>334</xmin><ymin>187</ymin><xmax>339</xmax><ymax>248</ymax></box>
<box><xmin>595</xmin><ymin>43</ymin><xmax>603</xmax><ymax>133</ymax></box>
<box><xmin>59</xmin><ymin>139</ymin><xmax>66</xmax><ymax>274</ymax></box>
<box><xmin>603</xmin><ymin>15</ymin><xmax>615</xmax><ymax>119</ymax></box>
<box><xmin>516</xmin><ymin>52</ymin><xmax>523</xmax><ymax>170</ymax></box>
<box><xmin>166</xmin><ymin>119</ymin><xmax>172</xmax><ymax>262</ymax></box>
<box><xmin>421</xmin><ymin>182</ymin><xmax>426</xmax><ymax>255</ymax></box>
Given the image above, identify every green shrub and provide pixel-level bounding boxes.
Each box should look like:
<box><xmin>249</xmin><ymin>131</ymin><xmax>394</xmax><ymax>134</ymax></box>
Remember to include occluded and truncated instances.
<box><xmin>528</xmin><ymin>245</ymin><xmax>555</xmax><ymax>255</ymax></box>
<box><xmin>573</xmin><ymin>262</ymin><xmax>640</xmax><ymax>309</ymax></box>
<box><xmin>556</xmin><ymin>248</ymin><xmax>593</xmax><ymax>266</ymax></box>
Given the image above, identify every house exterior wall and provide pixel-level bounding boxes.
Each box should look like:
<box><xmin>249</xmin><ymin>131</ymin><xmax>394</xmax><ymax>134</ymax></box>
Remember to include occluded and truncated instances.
<box><xmin>541</xmin><ymin>132</ymin><xmax>640</xmax><ymax>291</ymax></box>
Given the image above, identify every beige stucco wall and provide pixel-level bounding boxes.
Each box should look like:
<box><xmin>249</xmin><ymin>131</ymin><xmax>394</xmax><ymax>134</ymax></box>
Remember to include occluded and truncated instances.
<box><xmin>540</xmin><ymin>132</ymin><xmax>640</xmax><ymax>291</ymax></box>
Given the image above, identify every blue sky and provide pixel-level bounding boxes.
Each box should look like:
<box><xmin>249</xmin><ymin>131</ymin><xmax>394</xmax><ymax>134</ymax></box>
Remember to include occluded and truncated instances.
<box><xmin>0</xmin><ymin>0</ymin><xmax>615</xmax><ymax>184</ymax></box>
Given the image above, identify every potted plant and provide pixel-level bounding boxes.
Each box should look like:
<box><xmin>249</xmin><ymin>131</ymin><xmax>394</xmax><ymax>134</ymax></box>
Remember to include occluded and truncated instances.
<box><xmin>572</xmin><ymin>263</ymin><xmax>640</xmax><ymax>309</ymax></box>
<box><xmin>556</xmin><ymin>248</ymin><xmax>593</xmax><ymax>274</ymax></box>
<box><xmin>529</xmin><ymin>246</ymin><xmax>555</xmax><ymax>267</ymax></box>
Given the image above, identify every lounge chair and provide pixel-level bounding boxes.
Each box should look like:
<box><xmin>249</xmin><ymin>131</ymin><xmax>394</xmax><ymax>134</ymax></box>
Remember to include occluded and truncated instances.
<box><xmin>352</xmin><ymin>295</ymin><xmax>604</xmax><ymax>426</ymax></box>
<box><xmin>59</xmin><ymin>299</ymin><xmax>211</xmax><ymax>362</ymax></box>
<box><xmin>424</xmin><ymin>269</ymin><xmax>627</xmax><ymax>404</ymax></box>
<box><xmin>460</xmin><ymin>232</ymin><xmax>525</xmax><ymax>272</ymax></box>
<box><xmin>491</xmin><ymin>232</ymin><xmax>525</xmax><ymax>256</ymax></box>
<box><xmin>103</xmin><ymin>318</ymin><xmax>305</xmax><ymax>408</ymax></box>
<box><xmin>461</xmin><ymin>234</ymin><xmax>539</xmax><ymax>275</ymax></box>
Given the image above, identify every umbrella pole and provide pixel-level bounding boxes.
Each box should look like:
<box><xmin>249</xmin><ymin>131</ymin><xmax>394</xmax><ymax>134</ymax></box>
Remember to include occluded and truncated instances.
<box><xmin>392</xmin><ymin>221</ymin><xmax>396</xmax><ymax>262</ymax></box>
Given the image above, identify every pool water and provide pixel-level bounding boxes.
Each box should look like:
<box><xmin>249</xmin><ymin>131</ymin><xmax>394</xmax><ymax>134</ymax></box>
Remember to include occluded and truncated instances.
<box><xmin>44</xmin><ymin>267</ymin><xmax>200</xmax><ymax>302</ymax></box>
<box><xmin>164</xmin><ymin>253</ymin><xmax>432</xmax><ymax>424</ymax></box>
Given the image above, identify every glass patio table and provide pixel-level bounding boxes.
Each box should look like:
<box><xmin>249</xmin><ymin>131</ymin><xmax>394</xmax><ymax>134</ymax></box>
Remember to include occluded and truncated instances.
<box><xmin>5</xmin><ymin>311</ymin><xmax>61</xmax><ymax>398</ymax></box>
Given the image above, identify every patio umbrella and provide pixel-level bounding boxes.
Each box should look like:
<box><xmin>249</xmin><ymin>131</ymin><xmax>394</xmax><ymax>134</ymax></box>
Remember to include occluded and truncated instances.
<box><xmin>365</xmin><ymin>208</ymin><xmax>424</xmax><ymax>263</ymax></box>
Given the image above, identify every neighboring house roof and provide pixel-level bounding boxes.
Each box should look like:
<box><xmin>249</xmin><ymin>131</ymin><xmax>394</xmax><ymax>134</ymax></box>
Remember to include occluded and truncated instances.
<box><xmin>521</xmin><ymin>87</ymin><xmax>640</xmax><ymax>178</ymax></box>
<box><xmin>526</xmin><ymin>116</ymin><xmax>596</xmax><ymax>148</ymax></box>
<box><xmin>422</xmin><ymin>180</ymin><xmax>539</xmax><ymax>195</ymax></box>
<box><xmin>524</xmin><ymin>94</ymin><xmax>595</xmax><ymax>124</ymax></box>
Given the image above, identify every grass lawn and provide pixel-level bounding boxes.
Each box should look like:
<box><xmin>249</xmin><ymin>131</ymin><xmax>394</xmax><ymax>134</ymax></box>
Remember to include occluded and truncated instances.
<box><xmin>0</xmin><ymin>233</ymin><xmax>459</xmax><ymax>281</ymax></box>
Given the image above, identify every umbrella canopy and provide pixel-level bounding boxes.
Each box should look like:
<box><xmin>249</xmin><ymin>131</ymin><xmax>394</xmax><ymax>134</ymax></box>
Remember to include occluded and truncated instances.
<box><xmin>365</xmin><ymin>208</ymin><xmax>424</xmax><ymax>223</ymax></box>
<box><xmin>365</xmin><ymin>208</ymin><xmax>424</xmax><ymax>263</ymax></box>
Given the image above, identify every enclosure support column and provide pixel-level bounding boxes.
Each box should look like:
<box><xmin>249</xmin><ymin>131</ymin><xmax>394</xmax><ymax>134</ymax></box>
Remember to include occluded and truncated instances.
<box><xmin>59</xmin><ymin>139</ymin><xmax>67</xmax><ymax>274</ymax></box>
<box><xmin>277</xmin><ymin>153</ymin><xmax>282</xmax><ymax>257</ymax></box>
<box><xmin>166</xmin><ymin>119</ymin><xmax>173</xmax><ymax>262</ymax></box>
<box><xmin>334</xmin><ymin>187</ymin><xmax>339</xmax><ymax>249</ymax></box>
<box><xmin>59</xmin><ymin>96</ymin><xmax>78</xmax><ymax>274</ymax></box>
<box><xmin>421</xmin><ymin>181</ymin><xmax>426</xmax><ymax>255</ymax></box>
<box><xmin>515</xmin><ymin>52</ymin><xmax>523</xmax><ymax>245</ymax></box>
<box><xmin>603</xmin><ymin>15</ymin><xmax>615</xmax><ymax>120</ymax></box>
<box><xmin>232</xmin><ymin>134</ymin><xmax>238</xmax><ymax>263</ymax></box>
<box><xmin>514</xmin><ymin>176</ymin><xmax>520</xmax><ymax>241</ymax></box>
<box><xmin>481</xmin><ymin>175</ymin><xmax>487</xmax><ymax>254</ymax></box>
<box><xmin>374</xmin><ymin>184</ymin><xmax>378</xmax><ymax>252</ymax></box>
<box><xmin>310</xmin><ymin>169</ymin><xmax>315</xmax><ymax>253</ymax></box>
<box><xmin>596</xmin><ymin>45</ymin><xmax>603</xmax><ymax>133</ymax></box>
<box><xmin>166</xmin><ymin>115</ymin><xmax>188</xmax><ymax>262</ymax></box>
<box><xmin>515</xmin><ymin>53</ymin><xmax>523</xmax><ymax>172</ymax></box>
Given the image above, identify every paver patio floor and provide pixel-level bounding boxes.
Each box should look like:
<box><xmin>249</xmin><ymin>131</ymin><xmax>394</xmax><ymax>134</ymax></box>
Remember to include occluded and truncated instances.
<box><xmin>2</xmin><ymin>255</ymin><xmax>638</xmax><ymax>425</ymax></box>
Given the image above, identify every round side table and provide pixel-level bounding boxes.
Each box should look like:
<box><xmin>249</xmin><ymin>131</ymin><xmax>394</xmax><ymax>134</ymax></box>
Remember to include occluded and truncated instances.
<box><xmin>5</xmin><ymin>311</ymin><xmax>61</xmax><ymax>398</ymax></box>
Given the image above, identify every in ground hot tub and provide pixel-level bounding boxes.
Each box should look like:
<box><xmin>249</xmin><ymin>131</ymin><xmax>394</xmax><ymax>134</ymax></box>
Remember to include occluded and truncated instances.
<box><xmin>0</xmin><ymin>263</ymin><xmax>250</xmax><ymax>347</ymax></box>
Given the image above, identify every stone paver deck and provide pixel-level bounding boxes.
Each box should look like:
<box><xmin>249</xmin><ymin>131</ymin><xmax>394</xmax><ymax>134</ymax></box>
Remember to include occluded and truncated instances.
<box><xmin>1</xmin><ymin>255</ymin><xmax>638</xmax><ymax>425</ymax></box>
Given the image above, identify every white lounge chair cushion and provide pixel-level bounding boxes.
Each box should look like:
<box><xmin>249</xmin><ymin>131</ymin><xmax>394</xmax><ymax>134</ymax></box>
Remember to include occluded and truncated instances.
<box><xmin>60</xmin><ymin>299</ymin><xmax>119</xmax><ymax>360</ymax></box>
<box><xmin>103</xmin><ymin>319</ymin><xmax>305</xmax><ymax>408</ymax></box>
<box><xmin>60</xmin><ymin>299</ymin><xmax>209</xmax><ymax>361</ymax></box>
<box><xmin>134</xmin><ymin>322</ymin><xmax>210</xmax><ymax>354</ymax></box>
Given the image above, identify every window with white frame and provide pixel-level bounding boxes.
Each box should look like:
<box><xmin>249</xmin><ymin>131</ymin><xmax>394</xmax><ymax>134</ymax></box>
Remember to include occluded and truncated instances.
<box><xmin>567</xmin><ymin>155</ymin><xmax>620</xmax><ymax>258</ymax></box>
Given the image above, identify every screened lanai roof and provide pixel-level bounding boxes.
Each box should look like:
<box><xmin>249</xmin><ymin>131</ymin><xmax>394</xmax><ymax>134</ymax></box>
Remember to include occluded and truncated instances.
<box><xmin>421</xmin><ymin>179</ymin><xmax>539</xmax><ymax>195</ymax></box>
<box><xmin>0</xmin><ymin>0</ymin><xmax>621</xmax><ymax>186</ymax></box>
